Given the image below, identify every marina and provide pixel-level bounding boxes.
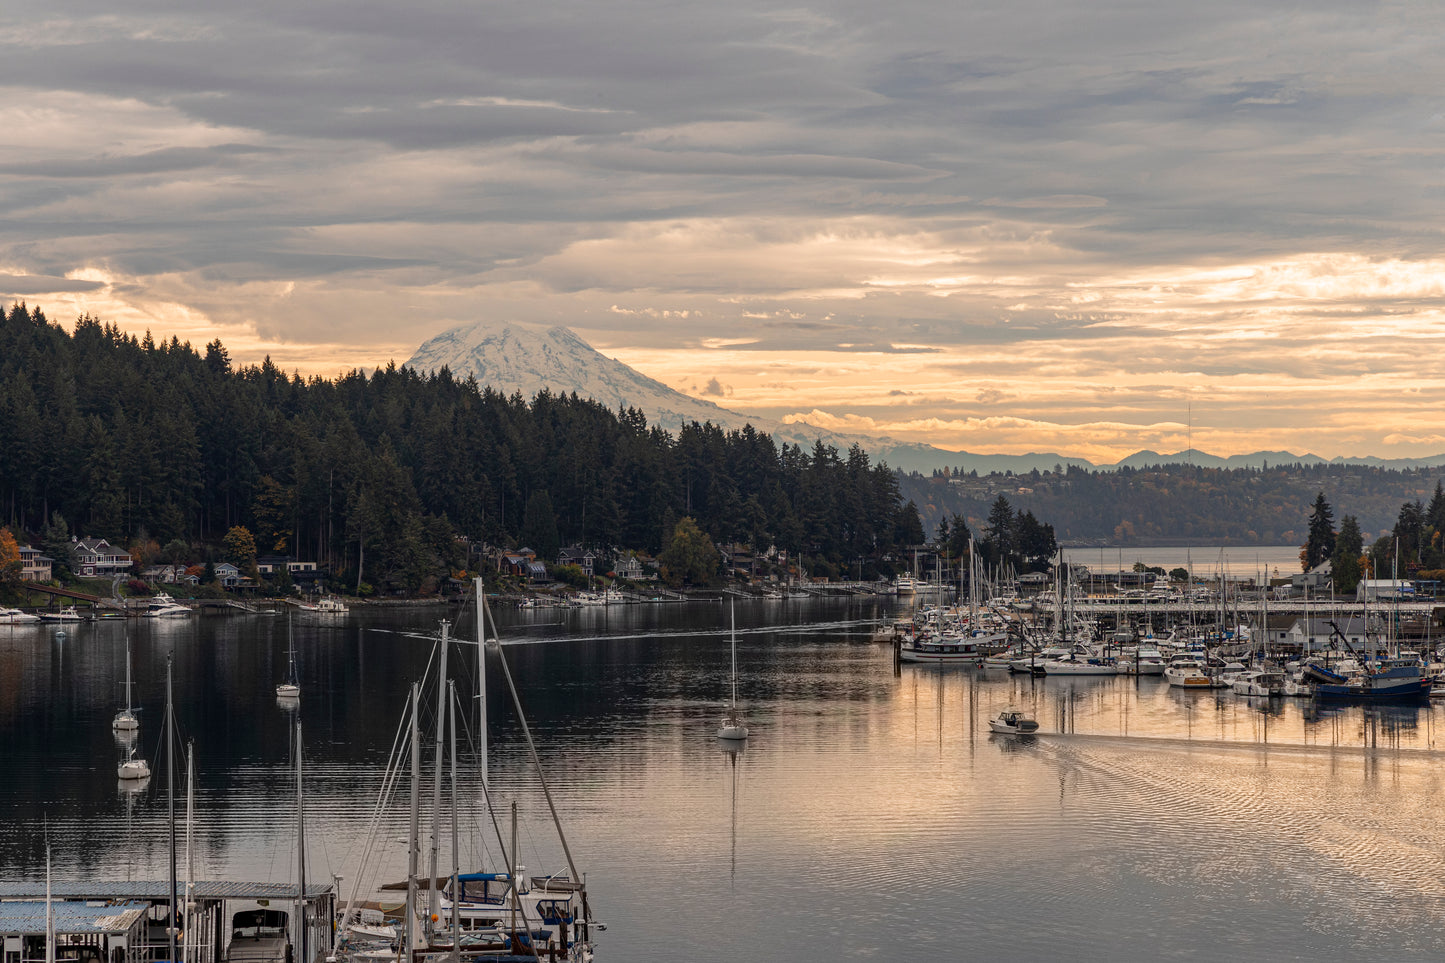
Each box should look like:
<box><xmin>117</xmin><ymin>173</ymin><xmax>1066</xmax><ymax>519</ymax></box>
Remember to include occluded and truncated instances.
<box><xmin>8</xmin><ymin>597</ymin><xmax>1445</xmax><ymax>959</ymax></box>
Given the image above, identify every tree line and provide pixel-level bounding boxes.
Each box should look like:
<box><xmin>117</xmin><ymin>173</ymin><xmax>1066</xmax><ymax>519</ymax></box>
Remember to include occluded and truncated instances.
<box><xmin>900</xmin><ymin>462</ymin><xmax>1445</xmax><ymax>548</ymax></box>
<box><xmin>1303</xmin><ymin>484</ymin><xmax>1445</xmax><ymax>594</ymax></box>
<box><xmin>0</xmin><ymin>305</ymin><xmax>924</xmax><ymax>593</ymax></box>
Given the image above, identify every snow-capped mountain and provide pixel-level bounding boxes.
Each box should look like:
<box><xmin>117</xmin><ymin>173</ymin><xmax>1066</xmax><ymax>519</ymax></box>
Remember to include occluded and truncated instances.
<box><xmin>404</xmin><ymin>321</ymin><xmax>762</xmax><ymax>434</ymax></box>
<box><xmin>405</xmin><ymin>321</ymin><xmax>1429</xmax><ymax>475</ymax></box>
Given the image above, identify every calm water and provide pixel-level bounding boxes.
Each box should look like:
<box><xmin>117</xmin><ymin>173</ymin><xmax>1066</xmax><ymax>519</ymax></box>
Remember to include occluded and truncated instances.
<box><xmin>6</xmin><ymin>600</ymin><xmax>1445</xmax><ymax>961</ymax></box>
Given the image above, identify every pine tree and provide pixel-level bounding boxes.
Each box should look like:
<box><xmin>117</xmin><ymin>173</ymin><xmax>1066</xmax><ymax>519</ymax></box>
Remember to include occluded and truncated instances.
<box><xmin>1304</xmin><ymin>492</ymin><xmax>1335</xmax><ymax>570</ymax></box>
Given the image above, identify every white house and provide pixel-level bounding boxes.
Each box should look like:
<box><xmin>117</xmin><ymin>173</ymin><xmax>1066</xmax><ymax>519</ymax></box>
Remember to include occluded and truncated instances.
<box><xmin>18</xmin><ymin>545</ymin><xmax>52</xmax><ymax>582</ymax></box>
<box><xmin>1285</xmin><ymin>616</ymin><xmax>1372</xmax><ymax>652</ymax></box>
<box><xmin>73</xmin><ymin>537</ymin><xmax>132</xmax><ymax>577</ymax></box>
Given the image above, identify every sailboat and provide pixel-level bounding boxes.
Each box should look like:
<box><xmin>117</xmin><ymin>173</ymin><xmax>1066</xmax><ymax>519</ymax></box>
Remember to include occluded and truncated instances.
<box><xmin>717</xmin><ymin>603</ymin><xmax>748</xmax><ymax>741</ymax></box>
<box><xmin>336</xmin><ymin>577</ymin><xmax>599</xmax><ymax>962</ymax></box>
<box><xmin>276</xmin><ymin>614</ymin><xmax>300</xmax><ymax>699</ymax></box>
<box><xmin>113</xmin><ymin>632</ymin><xmax>140</xmax><ymax>732</ymax></box>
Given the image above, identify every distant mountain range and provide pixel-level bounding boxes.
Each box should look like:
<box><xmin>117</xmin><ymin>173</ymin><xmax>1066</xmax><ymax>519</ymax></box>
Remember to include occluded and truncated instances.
<box><xmin>405</xmin><ymin>321</ymin><xmax>1445</xmax><ymax>475</ymax></box>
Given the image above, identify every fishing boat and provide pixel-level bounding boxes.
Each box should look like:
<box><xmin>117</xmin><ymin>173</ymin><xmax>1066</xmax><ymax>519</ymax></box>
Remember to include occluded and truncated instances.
<box><xmin>1310</xmin><ymin>661</ymin><xmax>1431</xmax><ymax>701</ymax></box>
<box><xmin>717</xmin><ymin>603</ymin><xmax>748</xmax><ymax>742</ymax></box>
<box><xmin>39</xmin><ymin>605</ymin><xmax>83</xmax><ymax>623</ymax></box>
<box><xmin>989</xmin><ymin>708</ymin><xmax>1040</xmax><ymax>734</ymax></box>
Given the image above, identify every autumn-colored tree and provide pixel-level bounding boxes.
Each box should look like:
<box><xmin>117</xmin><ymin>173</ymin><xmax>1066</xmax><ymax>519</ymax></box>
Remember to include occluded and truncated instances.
<box><xmin>222</xmin><ymin>526</ymin><xmax>258</xmax><ymax>575</ymax></box>
<box><xmin>0</xmin><ymin>528</ymin><xmax>21</xmax><ymax>584</ymax></box>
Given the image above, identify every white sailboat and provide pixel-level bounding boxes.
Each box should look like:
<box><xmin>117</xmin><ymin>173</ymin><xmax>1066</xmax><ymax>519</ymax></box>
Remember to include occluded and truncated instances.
<box><xmin>717</xmin><ymin>603</ymin><xmax>748</xmax><ymax>741</ymax></box>
<box><xmin>117</xmin><ymin>745</ymin><xmax>151</xmax><ymax>781</ymax></box>
<box><xmin>113</xmin><ymin>632</ymin><xmax>140</xmax><ymax>732</ymax></box>
<box><xmin>276</xmin><ymin>614</ymin><xmax>300</xmax><ymax>699</ymax></box>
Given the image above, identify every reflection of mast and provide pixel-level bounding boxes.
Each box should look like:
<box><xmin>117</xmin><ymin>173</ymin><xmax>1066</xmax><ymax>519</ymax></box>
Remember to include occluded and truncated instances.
<box><xmin>724</xmin><ymin>746</ymin><xmax>740</xmax><ymax>889</ymax></box>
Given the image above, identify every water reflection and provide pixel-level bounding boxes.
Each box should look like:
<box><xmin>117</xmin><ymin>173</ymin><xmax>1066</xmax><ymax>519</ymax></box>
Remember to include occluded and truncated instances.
<box><xmin>7</xmin><ymin>601</ymin><xmax>1445</xmax><ymax>961</ymax></box>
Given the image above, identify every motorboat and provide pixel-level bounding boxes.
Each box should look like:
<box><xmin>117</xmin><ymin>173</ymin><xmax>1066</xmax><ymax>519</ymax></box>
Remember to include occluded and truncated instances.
<box><xmin>144</xmin><ymin>592</ymin><xmax>192</xmax><ymax>618</ymax></box>
<box><xmin>315</xmin><ymin>595</ymin><xmax>347</xmax><ymax>613</ymax></box>
<box><xmin>989</xmin><ymin>708</ymin><xmax>1040</xmax><ymax>734</ymax></box>
<box><xmin>899</xmin><ymin>633</ymin><xmax>990</xmax><ymax>665</ymax></box>
<box><xmin>0</xmin><ymin>605</ymin><xmax>40</xmax><ymax>624</ymax></box>
<box><xmin>1042</xmin><ymin>653</ymin><xmax>1119</xmax><ymax>676</ymax></box>
<box><xmin>1164</xmin><ymin>657</ymin><xmax>1219</xmax><ymax>689</ymax></box>
<box><xmin>39</xmin><ymin>605</ymin><xmax>84</xmax><ymax>622</ymax></box>
<box><xmin>1230</xmin><ymin>668</ymin><xmax>1285</xmax><ymax>697</ymax></box>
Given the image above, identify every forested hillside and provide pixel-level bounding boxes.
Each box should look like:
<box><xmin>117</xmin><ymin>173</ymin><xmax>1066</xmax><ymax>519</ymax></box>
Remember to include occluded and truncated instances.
<box><xmin>901</xmin><ymin>462</ymin><xmax>1445</xmax><ymax>548</ymax></box>
<box><xmin>0</xmin><ymin>305</ymin><xmax>916</xmax><ymax>591</ymax></box>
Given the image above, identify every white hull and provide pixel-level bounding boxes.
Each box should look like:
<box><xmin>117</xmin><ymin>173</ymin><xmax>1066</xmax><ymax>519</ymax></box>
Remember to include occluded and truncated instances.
<box><xmin>0</xmin><ymin>607</ymin><xmax>41</xmax><ymax>624</ymax></box>
<box><xmin>717</xmin><ymin>724</ymin><xmax>749</xmax><ymax>740</ymax></box>
<box><xmin>112</xmin><ymin>711</ymin><xmax>139</xmax><ymax>731</ymax></box>
<box><xmin>1042</xmin><ymin>661</ymin><xmax>1118</xmax><ymax>676</ymax></box>
<box><xmin>900</xmin><ymin>648</ymin><xmax>984</xmax><ymax>664</ymax></box>
<box><xmin>276</xmin><ymin>683</ymin><xmax>300</xmax><ymax>698</ymax></box>
<box><xmin>118</xmin><ymin>758</ymin><xmax>151</xmax><ymax>780</ymax></box>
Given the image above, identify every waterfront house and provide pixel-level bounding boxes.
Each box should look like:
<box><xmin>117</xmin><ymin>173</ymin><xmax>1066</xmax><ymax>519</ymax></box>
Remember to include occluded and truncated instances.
<box><xmin>73</xmin><ymin>536</ymin><xmax>133</xmax><ymax>577</ymax></box>
<box><xmin>500</xmin><ymin>548</ymin><xmax>537</xmax><ymax>578</ymax></box>
<box><xmin>17</xmin><ymin>545</ymin><xmax>52</xmax><ymax>581</ymax></box>
<box><xmin>616</xmin><ymin>554</ymin><xmax>644</xmax><ymax>580</ymax></box>
<box><xmin>558</xmin><ymin>546</ymin><xmax>597</xmax><ymax>578</ymax></box>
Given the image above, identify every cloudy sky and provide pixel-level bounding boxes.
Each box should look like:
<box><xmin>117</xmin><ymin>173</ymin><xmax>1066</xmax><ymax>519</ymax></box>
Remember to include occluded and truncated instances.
<box><xmin>4</xmin><ymin>0</ymin><xmax>1444</xmax><ymax>461</ymax></box>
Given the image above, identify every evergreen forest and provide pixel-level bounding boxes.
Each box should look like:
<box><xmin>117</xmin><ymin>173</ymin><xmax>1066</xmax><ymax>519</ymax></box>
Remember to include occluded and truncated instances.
<box><xmin>0</xmin><ymin>305</ymin><xmax>921</xmax><ymax>592</ymax></box>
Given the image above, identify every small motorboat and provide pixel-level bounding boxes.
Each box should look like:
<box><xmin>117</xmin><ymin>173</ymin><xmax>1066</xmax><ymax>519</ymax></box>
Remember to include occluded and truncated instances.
<box><xmin>989</xmin><ymin>708</ymin><xmax>1040</xmax><ymax>734</ymax></box>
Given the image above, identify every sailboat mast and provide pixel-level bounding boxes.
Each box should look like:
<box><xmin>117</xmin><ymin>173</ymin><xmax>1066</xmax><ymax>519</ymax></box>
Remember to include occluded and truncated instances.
<box><xmin>730</xmin><ymin>603</ymin><xmax>738</xmax><ymax>713</ymax></box>
<box><xmin>45</xmin><ymin>831</ymin><xmax>54</xmax><ymax>963</ymax></box>
<box><xmin>166</xmin><ymin>656</ymin><xmax>178</xmax><ymax>963</ymax></box>
<box><xmin>405</xmin><ymin>684</ymin><xmax>420</xmax><ymax>956</ymax></box>
<box><xmin>448</xmin><ymin>681</ymin><xmax>460</xmax><ymax>963</ymax></box>
<box><xmin>428</xmin><ymin>623</ymin><xmax>450</xmax><ymax>940</ymax></box>
<box><xmin>124</xmin><ymin>632</ymin><xmax>133</xmax><ymax>713</ymax></box>
<box><xmin>474</xmin><ymin>577</ymin><xmax>488</xmax><ymax>785</ymax></box>
<box><xmin>185</xmin><ymin>743</ymin><xmax>195</xmax><ymax>963</ymax></box>
<box><xmin>295</xmin><ymin>718</ymin><xmax>307</xmax><ymax>963</ymax></box>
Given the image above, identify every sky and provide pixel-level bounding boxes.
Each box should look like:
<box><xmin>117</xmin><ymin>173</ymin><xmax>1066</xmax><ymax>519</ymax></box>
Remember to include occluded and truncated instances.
<box><xmin>3</xmin><ymin>0</ymin><xmax>1445</xmax><ymax>462</ymax></box>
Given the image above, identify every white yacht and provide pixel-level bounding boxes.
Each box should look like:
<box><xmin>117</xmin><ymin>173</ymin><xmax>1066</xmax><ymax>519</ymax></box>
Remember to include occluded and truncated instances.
<box><xmin>144</xmin><ymin>592</ymin><xmax>192</xmax><ymax>617</ymax></box>
<box><xmin>1163</xmin><ymin>657</ymin><xmax>1217</xmax><ymax>689</ymax></box>
<box><xmin>39</xmin><ymin>605</ymin><xmax>84</xmax><ymax>622</ymax></box>
<box><xmin>0</xmin><ymin>605</ymin><xmax>41</xmax><ymax>624</ymax></box>
<box><xmin>1230</xmin><ymin>668</ymin><xmax>1285</xmax><ymax>697</ymax></box>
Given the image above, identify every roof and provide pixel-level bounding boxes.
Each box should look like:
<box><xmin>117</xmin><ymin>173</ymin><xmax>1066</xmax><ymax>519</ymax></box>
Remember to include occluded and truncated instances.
<box><xmin>0</xmin><ymin>901</ymin><xmax>149</xmax><ymax>936</ymax></box>
<box><xmin>0</xmin><ymin>881</ymin><xmax>334</xmax><ymax>901</ymax></box>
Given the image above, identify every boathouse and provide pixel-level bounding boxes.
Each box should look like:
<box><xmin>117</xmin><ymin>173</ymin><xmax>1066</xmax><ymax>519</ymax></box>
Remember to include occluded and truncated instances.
<box><xmin>0</xmin><ymin>899</ymin><xmax>148</xmax><ymax>963</ymax></box>
<box><xmin>0</xmin><ymin>882</ymin><xmax>335</xmax><ymax>963</ymax></box>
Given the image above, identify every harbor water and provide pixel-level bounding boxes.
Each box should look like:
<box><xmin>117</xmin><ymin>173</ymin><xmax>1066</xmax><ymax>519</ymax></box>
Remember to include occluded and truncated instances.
<box><xmin>5</xmin><ymin>599</ymin><xmax>1445</xmax><ymax>961</ymax></box>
